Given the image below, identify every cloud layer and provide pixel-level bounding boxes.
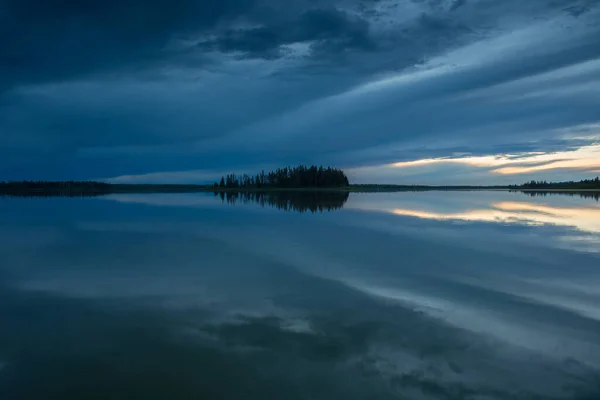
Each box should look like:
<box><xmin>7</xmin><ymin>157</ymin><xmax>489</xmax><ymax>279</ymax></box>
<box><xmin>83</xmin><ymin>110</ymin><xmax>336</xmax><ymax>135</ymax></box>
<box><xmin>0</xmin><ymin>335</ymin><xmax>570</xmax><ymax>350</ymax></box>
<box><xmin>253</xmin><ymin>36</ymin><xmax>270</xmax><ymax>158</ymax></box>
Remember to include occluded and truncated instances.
<box><xmin>1</xmin><ymin>0</ymin><xmax>599</xmax><ymax>183</ymax></box>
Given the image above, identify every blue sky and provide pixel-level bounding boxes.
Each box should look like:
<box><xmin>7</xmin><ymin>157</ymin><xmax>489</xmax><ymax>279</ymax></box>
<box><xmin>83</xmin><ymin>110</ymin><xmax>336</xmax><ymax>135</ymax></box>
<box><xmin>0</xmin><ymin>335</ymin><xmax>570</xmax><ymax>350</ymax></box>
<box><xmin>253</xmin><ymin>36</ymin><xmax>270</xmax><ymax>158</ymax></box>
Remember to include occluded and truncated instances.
<box><xmin>1</xmin><ymin>0</ymin><xmax>599</xmax><ymax>184</ymax></box>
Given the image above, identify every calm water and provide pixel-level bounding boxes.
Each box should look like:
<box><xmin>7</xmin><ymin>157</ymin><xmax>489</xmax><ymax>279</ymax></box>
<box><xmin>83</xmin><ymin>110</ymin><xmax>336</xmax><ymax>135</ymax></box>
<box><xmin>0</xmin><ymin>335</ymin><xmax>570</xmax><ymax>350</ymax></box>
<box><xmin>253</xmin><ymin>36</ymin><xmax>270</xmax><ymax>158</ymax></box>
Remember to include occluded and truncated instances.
<box><xmin>1</xmin><ymin>191</ymin><xmax>599</xmax><ymax>399</ymax></box>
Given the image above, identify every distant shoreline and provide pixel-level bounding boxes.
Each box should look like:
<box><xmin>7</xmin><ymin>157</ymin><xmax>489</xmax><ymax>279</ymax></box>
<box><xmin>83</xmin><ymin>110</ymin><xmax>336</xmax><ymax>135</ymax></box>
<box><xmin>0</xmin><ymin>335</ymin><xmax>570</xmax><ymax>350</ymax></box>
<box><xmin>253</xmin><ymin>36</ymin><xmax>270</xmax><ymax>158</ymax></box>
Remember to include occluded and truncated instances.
<box><xmin>2</xmin><ymin>182</ymin><xmax>600</xmax><ymax>197</ymax></box>
<box><xmin>515</xmin><ymin>188</ymin><xmax>600</xmax><ymax>193</ymax></box>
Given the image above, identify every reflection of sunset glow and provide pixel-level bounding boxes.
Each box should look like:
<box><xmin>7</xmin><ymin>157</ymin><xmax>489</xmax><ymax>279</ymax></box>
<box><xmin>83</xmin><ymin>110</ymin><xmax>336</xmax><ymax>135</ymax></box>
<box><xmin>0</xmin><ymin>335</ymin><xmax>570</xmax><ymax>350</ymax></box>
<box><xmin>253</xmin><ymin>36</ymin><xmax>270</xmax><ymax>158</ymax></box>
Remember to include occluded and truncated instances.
<box><xmin>390</xmin><ymin>144</ymin><xmax>600</xmax><ymax>175</ymax></box>
<box><xmin>391</xmin><ymin>201</ymin><xmax>600</xmax><ymax>233</ymax></box>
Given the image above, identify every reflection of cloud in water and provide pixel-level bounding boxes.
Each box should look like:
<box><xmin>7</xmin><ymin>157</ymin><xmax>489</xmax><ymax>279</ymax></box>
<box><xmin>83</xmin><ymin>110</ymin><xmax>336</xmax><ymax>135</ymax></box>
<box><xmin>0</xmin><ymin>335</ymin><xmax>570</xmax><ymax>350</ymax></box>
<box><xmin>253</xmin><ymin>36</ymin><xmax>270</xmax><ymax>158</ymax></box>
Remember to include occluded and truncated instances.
<box><xmin>558</xmin><ymin>234</ymin><xmax>600</xmax><ymax>253</ymax></box>
<box><xmin>105</xmin><ymin>194</ymin><xmax>218</xmax><ymax>207</ymax></box>
<box><xmin>386</xmin><ymin>201</ymin><xmax>600</xmax><ymax>233</ymax></box>
<box><xmin>345</xmin><ymin>281</ymin><xmax>600</xmax><ymax>368</ymax></box>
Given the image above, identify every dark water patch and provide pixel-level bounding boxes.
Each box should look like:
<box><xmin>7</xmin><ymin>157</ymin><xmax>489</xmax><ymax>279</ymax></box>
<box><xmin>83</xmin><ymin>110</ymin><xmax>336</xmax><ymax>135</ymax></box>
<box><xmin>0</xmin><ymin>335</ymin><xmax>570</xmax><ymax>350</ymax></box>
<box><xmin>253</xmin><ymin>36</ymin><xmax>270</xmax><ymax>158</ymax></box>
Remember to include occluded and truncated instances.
<box><xmin>0</xmin><ymin>289</ymin><xmax>398</xmax><ymax>400</ymax></box>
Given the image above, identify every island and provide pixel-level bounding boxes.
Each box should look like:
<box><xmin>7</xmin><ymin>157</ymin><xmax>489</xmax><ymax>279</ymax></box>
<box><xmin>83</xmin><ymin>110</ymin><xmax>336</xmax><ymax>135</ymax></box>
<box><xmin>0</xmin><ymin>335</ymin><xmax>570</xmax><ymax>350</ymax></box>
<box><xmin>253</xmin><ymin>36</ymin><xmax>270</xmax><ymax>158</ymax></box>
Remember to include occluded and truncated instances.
<box><xmin>213</xmin><ymin>165</ymin><xmax>349</xmax><ymax>189</ymax></box>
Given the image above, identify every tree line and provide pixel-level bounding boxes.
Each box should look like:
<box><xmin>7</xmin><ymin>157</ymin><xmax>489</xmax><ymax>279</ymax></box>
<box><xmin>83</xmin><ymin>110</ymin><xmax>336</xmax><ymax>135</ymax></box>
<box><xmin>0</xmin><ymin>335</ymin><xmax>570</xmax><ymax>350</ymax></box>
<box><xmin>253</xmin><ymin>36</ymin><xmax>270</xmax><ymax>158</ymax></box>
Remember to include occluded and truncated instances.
<box><xmin>214</xmin><ymin>165</ymin><xmax>349</xmax><ymax>189</ymax></box>
<box><xmin>514</xmin><ymin>177</ymin><xmax>600</xmax><ymax>190</ymax></box>
<box><xmin>0</xmin><ymin>181</ymin><xmax>111</xmax><ymax>197</ymax></box>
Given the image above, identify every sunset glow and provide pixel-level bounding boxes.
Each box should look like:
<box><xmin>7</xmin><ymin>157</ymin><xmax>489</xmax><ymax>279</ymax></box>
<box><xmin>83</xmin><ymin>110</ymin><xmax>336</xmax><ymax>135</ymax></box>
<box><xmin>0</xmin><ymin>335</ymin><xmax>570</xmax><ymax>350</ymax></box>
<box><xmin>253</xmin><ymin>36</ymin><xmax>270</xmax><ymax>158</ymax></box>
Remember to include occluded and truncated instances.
<box><xmin>389</xmin><ymin>144</ymin><xmax>600</xmax><ymax>176</ymax></box>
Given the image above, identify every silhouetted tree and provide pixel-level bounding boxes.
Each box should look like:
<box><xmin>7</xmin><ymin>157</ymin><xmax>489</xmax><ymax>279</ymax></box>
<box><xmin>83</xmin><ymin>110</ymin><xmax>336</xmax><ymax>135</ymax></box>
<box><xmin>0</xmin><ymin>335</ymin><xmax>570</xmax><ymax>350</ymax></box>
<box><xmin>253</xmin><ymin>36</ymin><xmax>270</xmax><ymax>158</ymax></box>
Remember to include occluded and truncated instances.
<box><xmin>214</xmin><ymin>165</ymin><xmax>349</xmax><ymax>189</ymax></box>
<box><xmin>516</xmin><ymin>177</ymin><xmax>600</xmax><ymax>190</ymax></box>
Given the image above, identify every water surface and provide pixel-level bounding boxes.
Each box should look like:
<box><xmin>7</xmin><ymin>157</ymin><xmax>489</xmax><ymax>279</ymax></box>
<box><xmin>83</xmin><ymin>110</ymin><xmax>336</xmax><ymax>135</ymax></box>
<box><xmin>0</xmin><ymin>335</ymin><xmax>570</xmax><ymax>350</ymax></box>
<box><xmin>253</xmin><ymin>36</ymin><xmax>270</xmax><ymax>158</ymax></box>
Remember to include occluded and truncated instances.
<box><xmin>1</xmin><ymin>191</ymin><xmax>599</xmax><ymax>399</ymax></box>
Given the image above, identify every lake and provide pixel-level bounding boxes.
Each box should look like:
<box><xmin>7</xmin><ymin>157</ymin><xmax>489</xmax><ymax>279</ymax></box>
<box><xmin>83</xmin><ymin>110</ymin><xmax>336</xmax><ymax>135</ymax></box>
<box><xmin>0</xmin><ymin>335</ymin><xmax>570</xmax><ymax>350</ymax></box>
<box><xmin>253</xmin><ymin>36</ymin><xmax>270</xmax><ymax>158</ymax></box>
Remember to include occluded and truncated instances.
<box><xmin>1</xmin><ymin>190</ymin><xmax>599</xmax><ymax>399</ymax></box>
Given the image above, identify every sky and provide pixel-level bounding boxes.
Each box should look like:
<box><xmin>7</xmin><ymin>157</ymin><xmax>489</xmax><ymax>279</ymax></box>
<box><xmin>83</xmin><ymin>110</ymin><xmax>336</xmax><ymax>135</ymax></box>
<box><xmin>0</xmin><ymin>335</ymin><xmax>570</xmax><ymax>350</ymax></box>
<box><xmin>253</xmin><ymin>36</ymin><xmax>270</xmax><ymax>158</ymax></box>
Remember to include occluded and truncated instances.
<box><xmin>1</xmin><ymin>0</ymin><xmax>599</xmax><ymax>185</ymax></box>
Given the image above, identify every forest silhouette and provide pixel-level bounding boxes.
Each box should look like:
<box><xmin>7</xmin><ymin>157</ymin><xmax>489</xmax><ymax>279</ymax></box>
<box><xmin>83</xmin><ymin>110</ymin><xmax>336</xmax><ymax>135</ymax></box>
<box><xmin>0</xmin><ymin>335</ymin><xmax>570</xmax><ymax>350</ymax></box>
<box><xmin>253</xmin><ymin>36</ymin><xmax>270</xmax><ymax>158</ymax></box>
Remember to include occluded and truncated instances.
<box><xmin>214</xmin><ymin>165</ymin><xmax>349</xmax><ymax>189</ymax></box>
<box><xmin>515</xmin><ymin>177</ymin><xmax>600</xmax><ymax>190</ymax></box>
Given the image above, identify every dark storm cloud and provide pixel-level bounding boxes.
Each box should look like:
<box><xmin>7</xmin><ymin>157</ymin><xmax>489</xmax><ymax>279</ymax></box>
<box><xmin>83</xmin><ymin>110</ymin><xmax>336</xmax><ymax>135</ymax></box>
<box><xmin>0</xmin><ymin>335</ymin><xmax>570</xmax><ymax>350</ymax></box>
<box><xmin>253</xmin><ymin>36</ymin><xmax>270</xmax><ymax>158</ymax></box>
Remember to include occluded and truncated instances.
<box><xmin>197</xmin><ymin>8</ymin><xmax>376</xmax><ymax>59</ymax></box>
<box><xmin>0</xmin><ymin>0</ymin><xmax>255</xmax><ymax>87</ymax></box>
<box><xmin>0</xmin><ymin>0</ymin><xmax>383</xmax><ymax>88</ymax></box>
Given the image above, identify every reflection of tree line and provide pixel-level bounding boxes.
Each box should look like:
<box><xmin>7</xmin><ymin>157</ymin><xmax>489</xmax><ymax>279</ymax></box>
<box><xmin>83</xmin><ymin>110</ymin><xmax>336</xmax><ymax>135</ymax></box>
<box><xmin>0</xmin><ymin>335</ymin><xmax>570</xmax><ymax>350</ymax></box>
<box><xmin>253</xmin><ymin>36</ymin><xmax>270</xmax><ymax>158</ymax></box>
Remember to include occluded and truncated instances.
<box><xmin>516</xmin><ymin>191</ymin><xmax>599</xmax><ymax>202</ymax></box>
<box><xmin>214</xmin><ymin>190</ymin><xmax>349</xmax><ymax>213</ymax></box>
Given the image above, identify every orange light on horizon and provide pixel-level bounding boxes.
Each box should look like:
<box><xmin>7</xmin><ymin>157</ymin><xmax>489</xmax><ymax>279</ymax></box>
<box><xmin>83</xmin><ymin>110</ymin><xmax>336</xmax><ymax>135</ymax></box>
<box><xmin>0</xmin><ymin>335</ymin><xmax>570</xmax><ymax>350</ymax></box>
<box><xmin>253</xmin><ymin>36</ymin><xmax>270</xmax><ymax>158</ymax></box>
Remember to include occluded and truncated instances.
<box><xmin>388</xmin><ymin>144</ymin><xmax>600</xmax><ymax>175</ymax></box>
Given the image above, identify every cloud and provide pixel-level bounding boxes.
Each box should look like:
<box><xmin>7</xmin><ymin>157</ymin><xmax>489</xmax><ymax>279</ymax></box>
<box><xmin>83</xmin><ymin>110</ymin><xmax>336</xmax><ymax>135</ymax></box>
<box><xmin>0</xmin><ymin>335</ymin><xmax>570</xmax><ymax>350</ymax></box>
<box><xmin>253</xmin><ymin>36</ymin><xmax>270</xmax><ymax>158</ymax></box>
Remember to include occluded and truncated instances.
<box><xmin>106</xmin><ymin>169</ymin><xmax>225</xmax><ymax>184</ymax></box>
<box><xmin>0</xmin><ymin>0</ymin><xmax>255</xmax><ymax>88</ymax></box>
<box><xmin>177</xmin><ymin>8</ymin><xmax>599</xmax><ymax>171</ymax></box>
<box><xmin>197</xmin><ymin>8</ymin><xmax>376</xmax><ymax>59</ymax></box>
